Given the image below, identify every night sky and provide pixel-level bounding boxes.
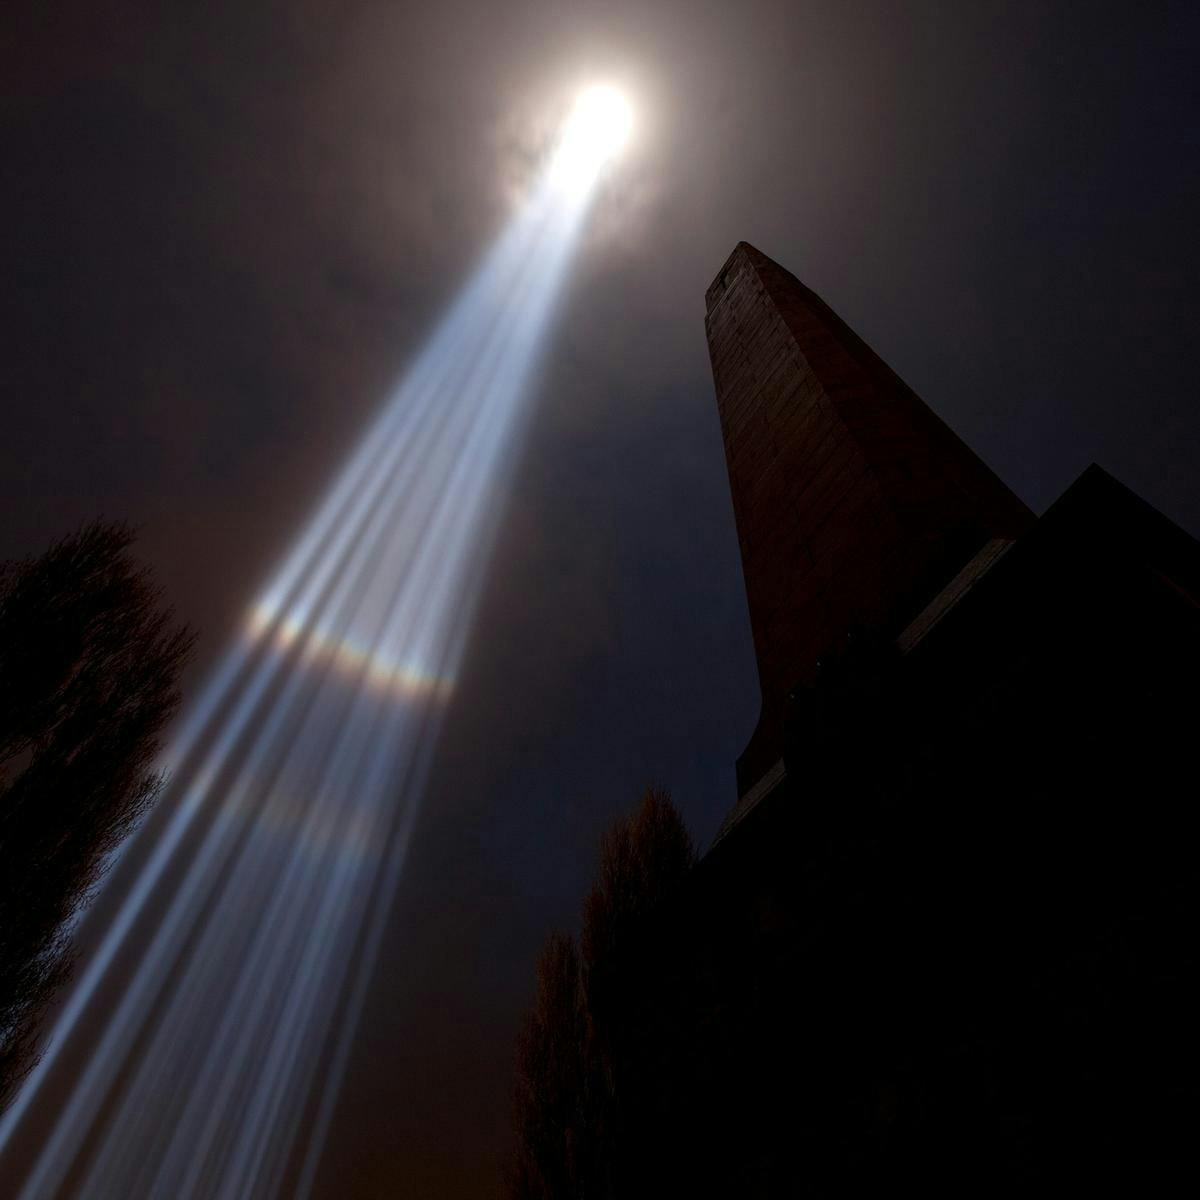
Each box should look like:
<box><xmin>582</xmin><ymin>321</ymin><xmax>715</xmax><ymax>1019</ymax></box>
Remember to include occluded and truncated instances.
<box><xmin>4</xmin><ymin>2</ymin><xmax>1198</xmax><ymax>1195</ymax></box>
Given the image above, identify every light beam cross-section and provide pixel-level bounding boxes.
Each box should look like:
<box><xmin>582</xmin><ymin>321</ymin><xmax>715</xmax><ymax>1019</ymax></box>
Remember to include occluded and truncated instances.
<box><xmin>0</xmin><ymin>87</ymin><xmax>630</xmax><ymax>1199</ymax></box>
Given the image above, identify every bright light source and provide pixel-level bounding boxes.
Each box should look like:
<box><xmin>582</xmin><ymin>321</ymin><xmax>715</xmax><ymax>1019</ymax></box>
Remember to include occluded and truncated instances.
<box><xmin>550</xmin><ymin>84</ymin><xmax>633</xmax><ymax>195</ymax></box>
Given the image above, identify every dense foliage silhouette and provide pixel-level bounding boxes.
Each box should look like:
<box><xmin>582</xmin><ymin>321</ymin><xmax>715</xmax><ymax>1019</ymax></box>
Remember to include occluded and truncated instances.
<box><xmin>0</xmin><ymin>521</ymin><xmax>193</xmax><ymax>1110</ymax></box>
<box><xmin>509</xmin><ymin>786</ymin><xmax>695</xmax><ymax>1199</ymax></box>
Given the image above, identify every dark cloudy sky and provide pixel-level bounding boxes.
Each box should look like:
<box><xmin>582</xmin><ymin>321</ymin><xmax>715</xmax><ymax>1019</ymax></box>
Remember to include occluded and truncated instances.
<box><xmin>4</xmin><ymin>1</ymin><xmax>1198</xmax><ymax>1194</ymax></box>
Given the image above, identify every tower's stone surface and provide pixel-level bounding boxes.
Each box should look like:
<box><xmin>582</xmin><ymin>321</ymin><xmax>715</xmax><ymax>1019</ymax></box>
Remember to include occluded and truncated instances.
<box><xmin>705</xmin><ymin>242</ymin><xmax>1032</xmax><ymax>802</ymax></box>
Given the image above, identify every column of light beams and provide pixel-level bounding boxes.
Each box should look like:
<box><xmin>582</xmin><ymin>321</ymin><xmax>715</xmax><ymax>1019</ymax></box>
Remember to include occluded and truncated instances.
<box><xmin>0</xmin><ymin>87</ymin><xmax>631</xmax><ymax>1198</ymax></box>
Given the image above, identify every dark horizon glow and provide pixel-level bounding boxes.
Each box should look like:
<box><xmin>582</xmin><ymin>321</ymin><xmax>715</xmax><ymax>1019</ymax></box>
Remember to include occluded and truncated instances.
<box><xmin>0</xmin><ymin>89</ymin><xmax>627</xmax><ymax>1199</ymax></box>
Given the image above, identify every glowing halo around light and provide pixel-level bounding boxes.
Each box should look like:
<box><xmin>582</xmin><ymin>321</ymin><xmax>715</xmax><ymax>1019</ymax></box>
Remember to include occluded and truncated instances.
<box><xmin>549</xmin><ymin>84</ymin><xmax>634</xmax><ymax>196</ymax></box>
<box><xmin>0</xmin><ymin>86</ymin><xmax>629</xmax><ymax>1199</ymax></box>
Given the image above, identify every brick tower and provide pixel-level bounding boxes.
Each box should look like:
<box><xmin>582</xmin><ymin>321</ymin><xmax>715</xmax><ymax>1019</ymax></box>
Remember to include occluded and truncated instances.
<box><xmin>706</xmin><ymin>242</ymin><xmax>1033</xmax><ymax>807</ymax></box>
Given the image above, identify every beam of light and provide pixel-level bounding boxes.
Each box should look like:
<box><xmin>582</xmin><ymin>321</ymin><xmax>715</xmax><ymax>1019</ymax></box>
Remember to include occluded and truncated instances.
<box><xmin>0</xmin><ymin>86</ymin><xmax>631</xmax><ymax>1198</ymax></box>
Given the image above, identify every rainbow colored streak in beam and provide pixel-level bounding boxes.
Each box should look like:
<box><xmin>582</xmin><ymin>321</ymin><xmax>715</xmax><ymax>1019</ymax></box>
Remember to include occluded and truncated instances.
<box><xmin>244</xmin><ymin>605</ymin><xmax>456</xmax><ymax>704</ymax></box>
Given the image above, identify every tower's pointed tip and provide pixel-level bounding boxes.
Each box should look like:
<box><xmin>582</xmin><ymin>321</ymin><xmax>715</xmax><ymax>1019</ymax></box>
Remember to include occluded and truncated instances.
<box><xmin>706</xmin><ymin>241</ymin><xmax>780</xmax><ymax>311</ymax></box>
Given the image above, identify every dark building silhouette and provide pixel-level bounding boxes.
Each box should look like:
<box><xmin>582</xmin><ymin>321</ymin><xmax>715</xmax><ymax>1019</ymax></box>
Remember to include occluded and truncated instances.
<box><xmin>705</xmin><ymin>242</ymin><xmax>1032</xmax><ymax>808</ymax></box>
<box><xmin>590</xmin><ymin>245</ymin><xmax>1199</xmax><ymax>1197</ymax></box>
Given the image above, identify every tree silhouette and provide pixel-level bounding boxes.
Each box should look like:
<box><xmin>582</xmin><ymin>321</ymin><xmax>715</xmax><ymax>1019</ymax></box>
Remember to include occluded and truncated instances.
<box><xmin>510</xmin><ymin>932</ymin><xmax>587</xmax><ymax>1200</ymax></box>
<box><xmin>510</xmin><ymin>787</ymin><xmax>695</xmax><ymax>1199</ymax></box>
<box><xmin>0</xmin><ymin>521</ymin><xmax>193</xmax><ymax>1110</ymax></box>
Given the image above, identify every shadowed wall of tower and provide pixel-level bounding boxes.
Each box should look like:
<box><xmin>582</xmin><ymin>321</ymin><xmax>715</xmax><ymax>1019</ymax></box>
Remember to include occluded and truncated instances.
<box><xmin>705</xmin><ymin>242</ymin><xmax>1033</xmax><ymax>802</ymax></box>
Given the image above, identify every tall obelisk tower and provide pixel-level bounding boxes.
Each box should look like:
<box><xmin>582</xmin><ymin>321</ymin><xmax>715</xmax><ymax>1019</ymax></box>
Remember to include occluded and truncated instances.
<box><xmin>706</xmin><ymin>243</ymin><xmax>1032</xmax><ymax>807</ymax></box>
